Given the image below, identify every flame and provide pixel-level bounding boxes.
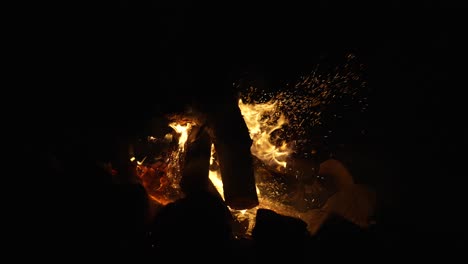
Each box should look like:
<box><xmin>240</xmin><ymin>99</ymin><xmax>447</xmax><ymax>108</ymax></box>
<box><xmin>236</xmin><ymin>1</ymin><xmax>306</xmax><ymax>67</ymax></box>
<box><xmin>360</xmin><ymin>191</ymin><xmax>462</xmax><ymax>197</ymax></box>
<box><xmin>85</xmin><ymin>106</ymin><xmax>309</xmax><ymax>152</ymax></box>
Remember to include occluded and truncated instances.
<box><xmin>133</xmin><ymin>55</ymin><xmax>369</xmax><ymax>237</ymax></box>
<box><xmin>238</xmin><ymin>99</ymin><xmax>292</xmax><ymax>170</ymax></box>
<box><xmin>169</xmin><ymin>122</ymin><xmax>192</xmax><ymax>151</ymax></box>
<box><xmin>135</xmin><ymin>121</ymin><xmax>194</xmax><ymax>205</ymax></box>
<box><xmin>208</xmin><ymin>143</ymin><xmax>260</xmax><ymax>201</ymax></box>
<box><xmin>207</xmin><ymin>142</ymin><xmax>261</xmax><ymax>236</ymax></box>
<box><xmin>208</xmin><ymin>143</ymin><xmax>224</xmax><ymax>199</ymax></box>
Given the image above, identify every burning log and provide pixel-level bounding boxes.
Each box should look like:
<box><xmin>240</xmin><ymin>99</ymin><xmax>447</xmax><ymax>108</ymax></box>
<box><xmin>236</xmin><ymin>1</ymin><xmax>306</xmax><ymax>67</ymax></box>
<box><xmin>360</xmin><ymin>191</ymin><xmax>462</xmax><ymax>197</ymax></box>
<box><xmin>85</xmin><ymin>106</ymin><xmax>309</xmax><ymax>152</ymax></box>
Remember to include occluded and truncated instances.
<box><xmin>207</xmin><ymin>104</ymin><xmax>259</xmax><ymax>209</ymax></box>
<box><xmin>180</xmin><ymin>125</ymin><xmax>212</xmax><ymax>195</ymax></box>
<box><xmin>214</xmin><ymin>140</ymin><xmax>258</xmax><ymax>210</ymax></box>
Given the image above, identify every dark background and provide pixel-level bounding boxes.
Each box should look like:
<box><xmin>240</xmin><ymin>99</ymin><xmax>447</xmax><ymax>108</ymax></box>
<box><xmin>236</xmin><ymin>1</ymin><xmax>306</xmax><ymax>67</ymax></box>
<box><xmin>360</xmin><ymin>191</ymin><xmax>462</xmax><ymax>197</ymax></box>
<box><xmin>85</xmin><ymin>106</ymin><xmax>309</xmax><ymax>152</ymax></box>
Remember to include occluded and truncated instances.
<box><xmin>13</xmin><ymin>0</ymin><xmax>466</xmax><ymax>259</ymax></box>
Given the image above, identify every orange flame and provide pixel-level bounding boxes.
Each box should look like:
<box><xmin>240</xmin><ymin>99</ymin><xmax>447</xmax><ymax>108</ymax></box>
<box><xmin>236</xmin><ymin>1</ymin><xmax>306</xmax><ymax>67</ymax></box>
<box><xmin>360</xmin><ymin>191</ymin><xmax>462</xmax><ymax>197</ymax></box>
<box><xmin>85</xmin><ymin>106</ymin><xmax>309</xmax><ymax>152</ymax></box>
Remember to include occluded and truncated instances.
<box><xmin>169</xmin><ymin>122</ymin><xmax>192</xmax><ymax>151</ymax></box>
<box><xmin>135</xmin><ymin>56</ymin><xmax>371</xmax><ymax>236</ymax></box>
<box><xmin>238</xmin><ymin>99</ymin><xmax>292</xmax><ymax>170</ymax></box>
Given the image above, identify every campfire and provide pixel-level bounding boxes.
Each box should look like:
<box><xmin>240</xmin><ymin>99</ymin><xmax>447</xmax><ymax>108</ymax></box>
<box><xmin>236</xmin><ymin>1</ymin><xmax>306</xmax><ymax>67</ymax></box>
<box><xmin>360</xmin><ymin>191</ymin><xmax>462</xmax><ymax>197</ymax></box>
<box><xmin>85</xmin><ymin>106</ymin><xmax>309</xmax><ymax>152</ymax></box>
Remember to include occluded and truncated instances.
<box><xmin>131</xmin><ymin>56</ymin><xmax>375</xmax><ymax>237</ymax></box>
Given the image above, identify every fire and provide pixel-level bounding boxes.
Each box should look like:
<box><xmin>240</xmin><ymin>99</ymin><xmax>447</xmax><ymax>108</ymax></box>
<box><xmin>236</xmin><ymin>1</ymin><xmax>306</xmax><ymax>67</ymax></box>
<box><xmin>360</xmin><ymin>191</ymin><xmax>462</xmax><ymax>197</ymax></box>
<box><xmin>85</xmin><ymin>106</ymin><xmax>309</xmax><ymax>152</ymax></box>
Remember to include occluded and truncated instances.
<box><xmin>238</xmin><ymin>99</ymin><xmax>292</xmax><ymax>170</ymax></box>
<box><xmin>136</xmin><ymin>121</ymin><xmax>194</xmax><ymax>205</ymax></box>
<box><xmin>133</xmin><ymin>55</ymin><xmax>370</xmax><ymax>236</ymax></box>
<box><xmin>209</xmin><ymin>97</ymin><xmax>296</xmax><ymax>236</ymax></box>
<box><xmin>169</xmin><ymin>122</ymin><xmax>192</xmax><ymax>151</ymax></box>
<box><xmin>208</xmin><ymin>143</ymin><xmax>224</xmax><ymax>199</ymax></box>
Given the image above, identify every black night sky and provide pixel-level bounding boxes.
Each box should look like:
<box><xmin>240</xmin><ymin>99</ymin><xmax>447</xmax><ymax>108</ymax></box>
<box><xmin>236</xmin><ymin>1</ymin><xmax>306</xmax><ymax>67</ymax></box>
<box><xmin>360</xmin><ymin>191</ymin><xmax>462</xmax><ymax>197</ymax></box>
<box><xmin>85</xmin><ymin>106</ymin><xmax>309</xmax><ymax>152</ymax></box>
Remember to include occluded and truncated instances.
<box><xmin>17</xmin><ymin>1</ymin><xmax>466</xmax><ymax>261</ymax></box>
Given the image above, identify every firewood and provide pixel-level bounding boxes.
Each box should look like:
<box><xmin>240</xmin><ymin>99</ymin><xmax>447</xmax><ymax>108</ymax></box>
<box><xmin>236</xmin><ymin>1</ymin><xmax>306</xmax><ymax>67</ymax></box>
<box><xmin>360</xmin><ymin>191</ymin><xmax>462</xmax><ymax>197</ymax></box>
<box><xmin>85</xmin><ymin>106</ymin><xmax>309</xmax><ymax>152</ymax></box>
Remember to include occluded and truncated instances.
<box><xmin>180</xmin><ymin>125</ymin><xmax>212</xmax><ymax>195</ymax></box>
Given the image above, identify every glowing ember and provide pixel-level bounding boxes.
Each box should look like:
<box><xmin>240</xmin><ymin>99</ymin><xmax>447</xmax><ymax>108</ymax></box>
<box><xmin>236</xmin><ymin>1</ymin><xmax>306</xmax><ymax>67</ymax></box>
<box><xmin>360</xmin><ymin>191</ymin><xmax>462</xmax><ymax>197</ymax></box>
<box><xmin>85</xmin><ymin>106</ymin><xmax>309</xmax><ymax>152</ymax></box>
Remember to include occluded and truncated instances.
<box><xmin>136</xmin><ymin>121</ymin><xmax>194</xmax><ymax>205</ymax></box>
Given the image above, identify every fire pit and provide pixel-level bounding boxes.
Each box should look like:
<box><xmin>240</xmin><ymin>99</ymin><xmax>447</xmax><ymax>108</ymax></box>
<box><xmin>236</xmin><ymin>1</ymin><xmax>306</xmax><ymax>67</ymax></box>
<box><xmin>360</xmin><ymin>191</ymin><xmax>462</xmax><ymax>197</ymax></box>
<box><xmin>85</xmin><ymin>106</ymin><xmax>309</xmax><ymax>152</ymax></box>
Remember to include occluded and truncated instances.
<box><xmin>130</xmin><ymin>57</ymin><xmax>375</xmax><ymax>238</ymax></box>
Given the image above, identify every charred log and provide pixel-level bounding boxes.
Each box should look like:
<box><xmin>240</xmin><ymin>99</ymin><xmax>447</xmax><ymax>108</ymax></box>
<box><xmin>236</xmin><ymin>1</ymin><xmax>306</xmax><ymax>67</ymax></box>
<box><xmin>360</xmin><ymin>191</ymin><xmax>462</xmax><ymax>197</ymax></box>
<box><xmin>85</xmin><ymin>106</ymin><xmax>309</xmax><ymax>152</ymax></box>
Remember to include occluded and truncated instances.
<box><xmin>214</xmin><ymin>140</ymin><xmax>259</xmax><ymax>210</ymax></box>
<box><xmin>206</xmin><ymin>99</ymin><xmax>259</xmax><ymax>210</ymax></box>
<box><xmin>180</xmin><ymin>125</ymin><xmax>212</xmax><ymax>195</ymax></box>
<box><xmin>252</xmin><ymin>209</ymin><xmax>309</xmax><ymax>260</ymax></box>
<box><xmin>148</xmin><ymin>191</ymin><xmax>234</xmax><ymax>257</ymax></box>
